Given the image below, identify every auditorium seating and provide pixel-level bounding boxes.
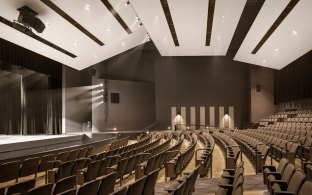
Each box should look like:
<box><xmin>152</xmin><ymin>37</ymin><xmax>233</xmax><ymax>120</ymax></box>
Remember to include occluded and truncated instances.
<box><xmin>195</xmin><ymin>132</ymin><xmax>215</xmax><ymax>177</ymax></box>
<box><xmin>211</xmin><ymin>131</ymin><xmax>241</xmax><ymax>169</ymax></box>
<box><xmin>263</xmin><ymin>158</ymin><xmax>289</xmax><ymax>185</ymax></box>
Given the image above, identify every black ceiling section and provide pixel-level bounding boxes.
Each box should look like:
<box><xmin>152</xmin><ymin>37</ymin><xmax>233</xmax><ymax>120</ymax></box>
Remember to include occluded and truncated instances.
<box><xmin>0</xmin><ymin>16</ymin><xmax>77</xmax><ymax>58</ymax></box>
<box><xmin>160</xmin><ymin>0</ymin><xmax>179</xmax><ymax>46</ymax></box>
<box><xmin>206</xmin><ymin>0</ymin><xmax>216</xmax><ymax>46</ymax></box>
<box><xmin>100</xmin><ymin>0</ymin><xmax>132</xmax><ymax>34</ymax></box>
<box><xmin>252</xmin><ymin>0</ymin><xmax>300</xmax><ymax>54</ymax></box>
<box><xmin>227</xmin><ymin>0</ymin><xmax>265</xmax><ymax>57</ymax></box>
<box><xmin>40</xmin><ymin>0</ymin><xmax>105</xmax><ymax>46</ymax></box>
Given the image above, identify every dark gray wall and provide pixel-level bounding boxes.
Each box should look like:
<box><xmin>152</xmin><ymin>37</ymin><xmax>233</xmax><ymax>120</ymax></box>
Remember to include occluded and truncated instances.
<box><xmin>250</xmin><ymin>66</ymin><xmax>277</xmax><ymax>122</ymax></box>
<box><xmin>154</xmin><ymin>56</ymin><xmax>250</xmax><ymax>128</ymax></box>
<box><xmin>92</xmin><ymin>78</ymin><xmax>155</xmax><ymax>131</ymax></box>
<box><xmin>63</xmin><ymin>66</ymin><xmax>92</xmax><ymax>133</ymax></box>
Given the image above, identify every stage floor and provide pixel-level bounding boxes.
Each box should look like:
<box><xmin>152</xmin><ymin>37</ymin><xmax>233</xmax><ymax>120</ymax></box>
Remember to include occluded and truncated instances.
<box><xmin>0</xmin><ymin>134</ymin><xmax>84</xmax><ymax>161</ymax></box>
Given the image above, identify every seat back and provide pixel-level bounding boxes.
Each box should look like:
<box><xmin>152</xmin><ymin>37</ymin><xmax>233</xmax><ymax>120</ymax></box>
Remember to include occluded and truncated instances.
<box><xmin>186</xmin><ymin>165</ymin><xmax>200</xmax><ymax>195</ymax></box>
<box><xmin>7</xmin><ymin>179</ymin><xmax>36</xmax><ymax>195</ymax></box>
<box><xmin>97</xmin><ymin>172</ymin><xmax>117</xmax><ymax>195</ymax></box>
<box><xmin>68</xmin><ymin>149</ymin><xmax>80</xmax><ymax>161</ymax></box>
<box><xmin>298</xmin><ymin>181</ymin><xmax>312</xmax><ymax>195</ymax></box>
<box><xmin>86</xmin><ymin>146</ymin><xmax>95</xmax><ymax>157</ymax></box>
<box><xmin>53</xmin><ymin>175</ymin><xmax>76</xmax><ymax>195</ymax></box>
<box><xmin>56</xmin><ymin>151</ymin><xmax>69</xmax><ymax>163</ymax></box>
<box><xmin>142</xmin><ymin>169</ymin><xmax>160</xmax><ymax>195</ymax></box>
<box><xmin>287</xmin><ymin>169</ymin><xmax>306</xmax><ymax>194</ymax></box>
<box><xmin>38</xmin><ymin>154</ymin><xmax>56</xmax><ymax>172</ymax></box>
<box><xmin>71</xmin><ymin>158</ymin><xmax>90</xmax><ymax>176</ymax></box>
<box><xmin>57</xmin><ymin>189</ymin><xmax>76</xmax><ymax>195</ymax></box>
<box><xmin>174</xmin><ymin>180</ymin><xmax>187</xmax><ymax>195</ymax></box>
<box><xmin>126</xmin><ymin>176</ymin><xmax>147</xmax><ymax>195</ymax></box>
<box><xmin>281</xmin><ymin>164</ymin><xmax>296</xmax><ymax>183</ymax></box>
<box><xmin>26</xmin><ymin>183</ymin><xmax>53</xmax><ymax>195</ymax></box>
<box><xmin>19</xmin><ymin>157</ymin><xmax>41</xmax><ymax>178</ymax></box>
<box><xmin>85</xmin><ymin>160</ymin><xmax>101</xmax><ymax>182</ymax></box>
<box><xmin>78</xmin><ymin>148</ymin><xmax>88</xmax><ymax>158</ymax></box>
<box><xmin>0</xmin><ymin>160</ymin><xmax>21</xmax><ymax>182</ymax></box>
<box><xmin>77</xmin><ymin>179</ymin><xmax>100</xmax><ymax>195</ymax></box>
<box><xmin>111</xmin><ymin>187</ymin><xmax>127</xmax><ymax>195</ymax></box>
<box><xmin>97</xmin><ymin>158</ymin><xmax>111</xmax><ymax>177</ymax></box>
<box><xmin>57</xmin><ymin>161</ymin><xmax>74</xmax><ymax>181</ymax></box>
<box><xmin>277</xmin><ymin>158</ymin><xmax>289</xmax><ymax>174</ymax></box>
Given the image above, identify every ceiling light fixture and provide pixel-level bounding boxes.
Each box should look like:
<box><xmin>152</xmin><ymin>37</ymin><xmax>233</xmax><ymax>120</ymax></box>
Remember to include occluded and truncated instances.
<box><xmin>139</xmin><ymin>23</ymin><xmax>143</xmax><ymax>26</ymax></box>
<box><xmin>106</xmin><ymin>26</ymin><xmax>111</xmax><ymax>31</ymax></box>
<box><xmin>125</xmin><ymin>0</ymin><xmax>130</xmax><ymax>6</ymax></box>
<box><xmin>262</xmin><ymin>60</ymin><xmax>266</xmax><ymax>63</ymax></box>
<box><xmin>93</xmin><ymin>54</ymin><xmax>97</xmax><ymax>58</ymax></box>
<box><xmin>84</xmin><ymin>4</ymin><xmax>91</xmax><ymax>10</ymax></box>
<box><xmin>292</xmin><ymin>30</ymin><xmax>297</xmax><ymax>35</ymax></box>
<box><xmin>222</xmin><ymin>15</ymin><xmax>225</xmax><ymax>18</ymax></box>
<box><xmin>121</xmin><ymin>42</ymin><xmax>125</xmax><ymax>47</ymax></box>
<box><xmin>73</xmin><ymin>41</ymin><xmax>79</xmax><ymax>46</ymax></box>
<box><xmin>45</xmin><ymin>22</ymin><xmax>50</xmax><ymax>28</ymax></box>
<box><xmin>136</xmin><ymin>16</ymin><xmax>140</xmax><ymax>21</ymax></box>
<box><xmin>275</xmin><ymin>48</ymin><xmax>279</xmax><ymax>52</ymax></box>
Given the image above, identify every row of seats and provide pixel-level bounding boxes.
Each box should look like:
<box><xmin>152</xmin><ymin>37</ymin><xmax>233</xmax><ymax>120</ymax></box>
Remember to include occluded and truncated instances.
<box><xmin>215</xmin><ymin>161</ymin><xmax>244</xmax><ymax>195</ymax></box>
<box><xmin>238</xmin><ymin>129</ymin><xmax>301</xmax><ymax>163</ymax></box>
<box><xmin>211</xmin><ymin>131</ymin><xmax>241</xmax><ymax>169</ymax></box>
<box><xmin>263</xmin><ymin>158</ymin><xmax>312</xmax><ymax>195</ymax></box>
<box><xmin>224</xmin><ymin>130</ymin><xmax>270</xmax><ymax>173</ymax></box>
<box><xmin>161</xmin><ymin>165</ymin><xmax>200</xmax><ymax>195</ymax></box>
<box><xmin>136</xmin><ymin>136</ymin><xmax>182</xmax><ymax>180</ymax></box>
<box><xmin>165</xmin><ymin>134</ymin><xmax>196</xmax><ymax>180</ymax></box>
<box><xmin>0</xmin><ymin>146</ymin><xmax>95</xmax><ymax>185</ymax></box>
<box><xmin>196</xmin><ymin>132</ymin><xmax>215</xmax><ymax>177</ymax></box>
<box><xmin>109</xmin><ymin>137</ymin><xmax>129</xmax><ymax>150</ymax></box>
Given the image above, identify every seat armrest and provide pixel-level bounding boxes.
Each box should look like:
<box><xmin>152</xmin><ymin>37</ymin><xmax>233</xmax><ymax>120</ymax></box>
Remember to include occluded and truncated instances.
<box><xmin>222</xmin><ymin>169</ymin><xmax>235</xmax><ymax>175</ymax></box>
<box><xmin>272</xmin><ymin>180</ymin><xmax>288</xmax><ymax>190</ymax></box>
<box><xmin>217</xmin><ymin>184</ymin><xmax>233</xmax><ymax>189</ymax></box>
<box><xmin>262</xmin><ymin>165</ymin><xmax>276</xmax><ymax>171</ymax></box>
<box><xmin>274</xmin><ymin>192</ymin><xmax>295</xmax><ymax>195</ymax></box>
<box><xmin>222</xmin><ymin>175</ymin><xmax>234</xmax><ymax>179</ymax></box>
<box><xmin>164</xmin><ymin>188</ymin><xmax>177</xmax><ymax>192</ymax></box>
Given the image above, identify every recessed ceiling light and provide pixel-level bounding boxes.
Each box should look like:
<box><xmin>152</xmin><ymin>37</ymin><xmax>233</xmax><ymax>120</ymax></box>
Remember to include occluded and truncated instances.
<box><xmin>45</xmin><ymin>22</ymin><xmax>50</xmax><ymax>28</ymax></box>
<box><xmin>222</xmin><ymin>15</ymin><xmax>225</xmax><ymax>18</ymax></box>
<box><xmin>275</xmin><ymin>48</ymin><xmax>279</xmax><ymax>52</ymax></box>
<box><xmin>106</xmin><ymin>26</ymin><xmax>111</xmax><ymax>31</ymax></box>
<box><xmin>292</xmin><ymin>30</ymin><xmax>297</xmax><ymax>35</ymax></box>
<box><xmin>73</xmin><ymin>41</ymin><xmax>79</xmax><ymax>46</ymax></box>
<box><xmin>262</xmin><ymin>60</ymin><xmax>266</xmax><ymax>63</ymax></box>
<box><xmin>93</xmin><ymin>54</ymin><xmax>97</xmax><ymax>58</ymax></box>
<box><xmin>121</xmin><ymin>42</ymin><xmax>125</xmax><ymax>47</ymax></box>
<box><xmin>85</xmin><ymin>4</ymin><xmax>91</xmax><ymax>10</ymax></box>
<box><xmin>217</xmin><ymin>35</ymin><xmax>221</xmax><ymax>39</ymax></box>
<box><xmin>136</xmin><ymin>16</ymin><xmax>140</xmax><ymax>21</ymax></box>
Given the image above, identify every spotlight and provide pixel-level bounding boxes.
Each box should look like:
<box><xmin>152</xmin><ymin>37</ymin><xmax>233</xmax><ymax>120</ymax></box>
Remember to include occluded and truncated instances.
<box><xmin>113</xmin><ymin>127</ymin><xmax>117</xmax><ymax>131</ymax></box>
<box><xmin>168</xmin><ymin>126</ymin><xmax>171</xmax><ymax>130</ymax></box>
<box><xmin>100</xmin><ymin>83</ymin><xmax>103</xmax><ymax>87</ymax></box>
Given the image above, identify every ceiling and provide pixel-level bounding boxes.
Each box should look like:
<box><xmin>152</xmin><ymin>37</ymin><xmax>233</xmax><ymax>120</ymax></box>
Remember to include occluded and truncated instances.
<box><xmin>0</xmin><ymin>0</ymin><xmax>311</xmax><ymax>70</ymax></box>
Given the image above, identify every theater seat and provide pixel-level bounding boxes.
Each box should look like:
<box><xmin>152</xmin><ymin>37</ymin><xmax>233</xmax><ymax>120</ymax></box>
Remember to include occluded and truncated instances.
<box><xmin>6</xmin><ymin>179</ymin><xmax>36</xmax><ymax>195</ymax></box>
<box><xmin>26</xmin><ymin>183</ymin><xmax>53</xmax><ymax>195</ymax></box>
<box><xmin>275</xmin><ymin>181</ymin><xmax>312</xmax><ymax>195</ymax></box>
<box><xmin>267</xmin><ymin>163</ymin><xmax>295</xmax><ymax>191</ymax></box>
<box><xmin>263</xmin><ymin>158</ymin><xmax>289</xmax><ymax>185</ymax></box>
<box><xmin>272</xmin><ymin>169</ymin><xmax>306</xmax><ymax>195</ymax></box>
<box><xmin>109</xmin><ymin>187</ymin><xmax>127</xmax><ymax>195</ymax></box>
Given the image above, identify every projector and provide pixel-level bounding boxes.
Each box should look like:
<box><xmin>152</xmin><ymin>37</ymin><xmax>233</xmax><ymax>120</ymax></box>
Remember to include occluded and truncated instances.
<box><xmin>16</xmin><ymin>5</ymin><xmax>45</xmax><ymax>33</ymax></box>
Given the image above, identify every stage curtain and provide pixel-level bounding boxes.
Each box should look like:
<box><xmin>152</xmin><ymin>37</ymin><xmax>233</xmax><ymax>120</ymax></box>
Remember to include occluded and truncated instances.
<box><xmin>274</xmin><ymin>51</ymin><xmax>312</xmax><ymax>104</ymax></box>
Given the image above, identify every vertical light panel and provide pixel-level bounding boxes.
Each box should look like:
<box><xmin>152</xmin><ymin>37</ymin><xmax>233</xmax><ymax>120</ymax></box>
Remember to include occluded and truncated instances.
<box><xmin>62</xmin><ymin>66</ymin><xmax>66</xmax><ymax>134</ymax></box>
<box><xmin>219</xmin><ymin>106</ymin><xmax>224</xmax><ymax>128</ymax></box>
<box><xmin>209</xmin><ymin>106</ymin><xmax>215</xmax><ymax>127</ymax></box>
<box><xmin>181</xmin><ymin>107</ymin><xmax>186</xmax><ymax>130</ymax></box>
<box><xmin>229</xmin><ymin>106</ymin><xmax>235</xmax><ymax>129</ymax></box>
<box><xmin>190</xmin><ymin>107</ymin><xmax>196</xmax><ymax>130</ymax></box>
<box><xmin>200</xmin><ymin>107</ymin><xmax>205</xmax><ymax>129</ymax></box>
<box><xmin>171</xmin><ymin>107</ymin><xmax>176</xmax><ymax>131</ymax></box>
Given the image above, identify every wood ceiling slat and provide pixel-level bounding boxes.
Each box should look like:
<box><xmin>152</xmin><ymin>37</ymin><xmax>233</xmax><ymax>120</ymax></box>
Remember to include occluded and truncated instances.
<box><xmin>160</xmin><ymin>0</ymin><xmax>179</xmax><ymax>46</ymax></box>
<box><xmin>206</xmin><ymin>0</ymin><xmax>216</xmax><ymax>46</ymax></box>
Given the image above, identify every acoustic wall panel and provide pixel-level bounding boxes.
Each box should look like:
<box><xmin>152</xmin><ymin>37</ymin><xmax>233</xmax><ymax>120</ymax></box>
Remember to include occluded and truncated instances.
<box><xmin>171</xmin><ymin>107</ymin><xmax>176</xmax><ymax>130</ymax></box>
<box><xmin>200</xmin><ymin>107</ymin><xmax>205</xmax><ymax>129</ymax></box>
<box><xmin>209</xmin><ymin>106</ymin><xmax>215</xmax><ymax>127</ymax></box>
<box><xmin>181</xmin><ymin>107</ymin><xmax>186</xmax><ymax>130</ymax></box>
<box><xmin>219</xmin><ymin>106</ymin><xmax>224</xmax><ymax>128</ymax></box>
<box><xmin>190</xmin><ymin>107</ymin><xmax>195</xmax><ymax>130</ymax></box>
<box><xmin>229</xmin><ymin>106</ymin><xmax>235</xmax><ymax>129</ymax></box>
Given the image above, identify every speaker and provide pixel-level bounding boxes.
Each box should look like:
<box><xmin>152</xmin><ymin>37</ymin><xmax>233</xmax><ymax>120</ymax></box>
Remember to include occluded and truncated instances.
<box><xmin>17</xmin><ymin>5</ymin><xmax>45</xmax><ymax>33</ymax></box>
<box><xmin>33</xmin><ymin>18</ymin><xmax>45</xmax><ymax>33</ymax></box>
<box><xmin>17</xmin><ymin>11</ymin><xmax>36</xmax><ymax>27</ymax></box>
<box><xmin>256</xmin><ymin>84</ymin><xmax>261</xmax><ymax>92</ymax></box>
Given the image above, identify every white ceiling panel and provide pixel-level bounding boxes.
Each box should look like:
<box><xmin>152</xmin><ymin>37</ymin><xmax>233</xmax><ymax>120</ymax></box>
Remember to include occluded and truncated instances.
<box><xmin>130</xmin><ymin>0</ymin><xmax>246</xmax><ymax>56</ymax></box>
<box><xmin>234</xmin><ymin>0</ymin><xmax>312</xmax><ymax>69</ymax></box>
<box><xmin>0</xmin><ymin>0</ymin><xmax>148</xmax><ymax>70</ymax></box>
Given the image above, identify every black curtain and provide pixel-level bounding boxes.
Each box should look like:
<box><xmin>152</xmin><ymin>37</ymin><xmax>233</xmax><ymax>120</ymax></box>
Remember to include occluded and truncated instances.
<box><xmin>0</xmin><ymin>70</ymin><xmax>22</xmax><ymax>134</ymax></box>
<box><xmin>0</xmin><ymin>38</ymin><xmax>62</xmax><ymax>135</ymax></box>
<box><xmin>274</xmin><ymin>51</ymin><xmax>312</xmax><ymax>104</ymax></box>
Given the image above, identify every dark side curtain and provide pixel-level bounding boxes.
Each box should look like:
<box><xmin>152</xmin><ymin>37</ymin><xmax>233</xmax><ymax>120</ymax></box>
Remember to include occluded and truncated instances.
<box><xmin>274</xmin><ymin>51</ymin><xmax>312</xmax><ymax>104</ymax></box>
<box><xmin>0</xmin><ymin>38</ymin><xmax>62</xmax><ymax>135</ymax></box>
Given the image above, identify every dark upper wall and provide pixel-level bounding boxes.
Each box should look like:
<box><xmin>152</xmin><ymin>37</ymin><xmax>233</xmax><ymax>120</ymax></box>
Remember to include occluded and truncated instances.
<box><xmin>63</xmin><ymin>66</ymin><xmax>92</xmax><ymax>133</ymax></box>
<box><xmin>250</xmin><ymin>66</ymin><xmax>277</xmax><ymax>122</ymax></box>
<box><xmin>154</xmin><ymin>56</ymin><xmax>250</xmax><ymax>128</ymax></box>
